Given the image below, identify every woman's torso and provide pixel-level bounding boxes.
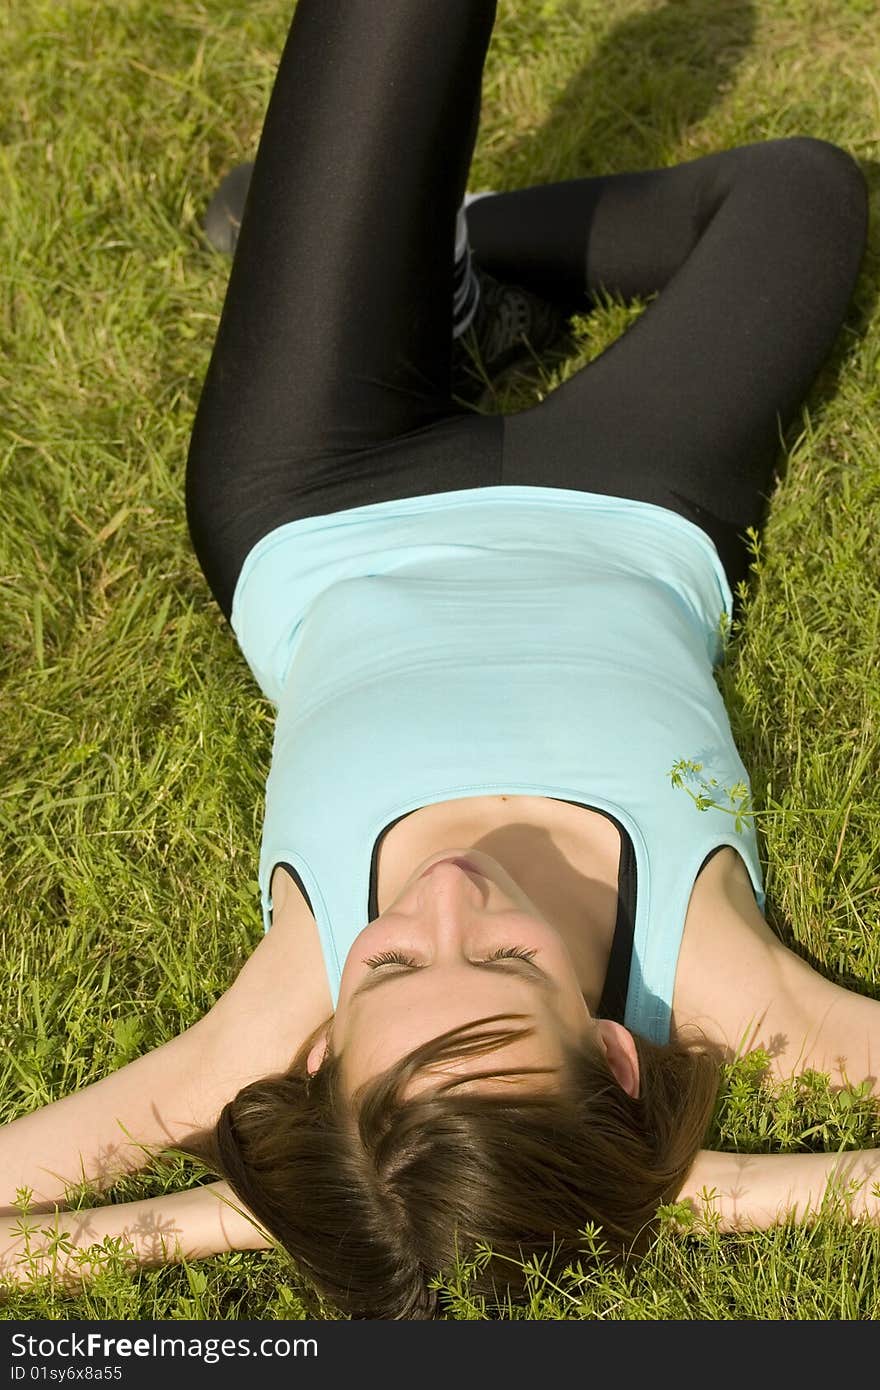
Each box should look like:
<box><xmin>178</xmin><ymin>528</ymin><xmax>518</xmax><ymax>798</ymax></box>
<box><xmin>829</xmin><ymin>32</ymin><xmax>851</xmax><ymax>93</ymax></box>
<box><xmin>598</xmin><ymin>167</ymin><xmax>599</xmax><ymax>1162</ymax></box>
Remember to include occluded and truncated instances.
<box><xmin>243</xmin><ymin>489</ymin><xmax>766</xmax><ymax>1042</ymax></box>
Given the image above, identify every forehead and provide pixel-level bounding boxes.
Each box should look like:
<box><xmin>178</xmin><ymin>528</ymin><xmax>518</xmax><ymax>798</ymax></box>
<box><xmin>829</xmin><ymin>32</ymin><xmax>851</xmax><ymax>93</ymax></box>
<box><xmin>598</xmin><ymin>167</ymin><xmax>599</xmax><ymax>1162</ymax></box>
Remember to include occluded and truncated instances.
<box><xmin>339</xmin><ymin>1009</ymin><xmax>571</xmax><ymax>1101</ymax></box>
<box><xmin>403</xmin><ymin>1056</ymin><xmax>566</xmax><ymax>1101</ymax></box>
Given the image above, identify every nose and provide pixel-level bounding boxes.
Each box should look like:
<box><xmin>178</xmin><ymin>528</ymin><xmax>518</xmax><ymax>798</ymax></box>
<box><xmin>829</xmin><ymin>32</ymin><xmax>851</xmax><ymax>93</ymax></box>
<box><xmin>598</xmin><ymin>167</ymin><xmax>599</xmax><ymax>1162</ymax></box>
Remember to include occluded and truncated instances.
<box><xmin>414</xmin><ymin>858</ymin><xmax>488</xmax><ymax>944</ymax></box>
<box><xmin>418</xmin><ymin>859</ymin><xmax>487</xmax><ymax>896</ymax></box>
<box><xmin>419</xmin><ymin>857</ymin><xmax>485</xmax><ymax>883</ymax></box>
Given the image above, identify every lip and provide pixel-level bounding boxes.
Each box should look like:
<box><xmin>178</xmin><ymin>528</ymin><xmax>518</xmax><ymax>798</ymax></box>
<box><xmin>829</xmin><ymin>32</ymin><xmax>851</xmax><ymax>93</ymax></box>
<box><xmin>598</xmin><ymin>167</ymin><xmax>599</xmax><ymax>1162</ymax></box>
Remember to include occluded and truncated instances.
<box><xmin>419</xmin><ymin>856</ymin><xmax>484</xmax><ymax>879</ymax></box>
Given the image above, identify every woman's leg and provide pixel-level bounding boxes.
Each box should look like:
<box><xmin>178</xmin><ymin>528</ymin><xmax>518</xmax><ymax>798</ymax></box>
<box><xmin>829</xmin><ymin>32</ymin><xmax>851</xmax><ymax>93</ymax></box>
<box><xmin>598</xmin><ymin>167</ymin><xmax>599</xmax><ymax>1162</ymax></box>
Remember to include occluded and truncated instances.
<box><xmin>472</xmin><ymin>138</ymin><xmax>868</xmax><ymax>598</ymax></box>
<box><xmin>186</xmin><ymin>0</ymin><xmax>501</xmax><ymax>621</ymax></box>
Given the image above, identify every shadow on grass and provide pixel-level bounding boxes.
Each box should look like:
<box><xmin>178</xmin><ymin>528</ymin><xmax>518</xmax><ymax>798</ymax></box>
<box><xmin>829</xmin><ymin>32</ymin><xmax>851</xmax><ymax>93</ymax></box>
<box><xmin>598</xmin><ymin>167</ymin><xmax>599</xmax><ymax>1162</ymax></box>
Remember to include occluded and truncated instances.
<box><xmin>494</xmin><ymin>0</ymin><xmax>757</xmax><ymax>183</ymax></box>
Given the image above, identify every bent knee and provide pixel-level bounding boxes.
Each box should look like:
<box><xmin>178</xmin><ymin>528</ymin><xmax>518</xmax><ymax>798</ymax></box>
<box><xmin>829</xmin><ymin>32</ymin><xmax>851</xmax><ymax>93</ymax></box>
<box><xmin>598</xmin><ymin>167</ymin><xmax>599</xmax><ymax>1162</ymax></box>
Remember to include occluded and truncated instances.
<box><xmin>776</xmin><ymin>134</ymin><xmax>865</xmax><ymax>194</ymax></box>
<box><xmin>761</xmin><ymin>136</ymin><xmax>867</xmax><ymax>223</ymax></box>
<box><xmin>723</xmin><ymin>135</ymin><xmax>869</xmax><ymax>256</ymax></box>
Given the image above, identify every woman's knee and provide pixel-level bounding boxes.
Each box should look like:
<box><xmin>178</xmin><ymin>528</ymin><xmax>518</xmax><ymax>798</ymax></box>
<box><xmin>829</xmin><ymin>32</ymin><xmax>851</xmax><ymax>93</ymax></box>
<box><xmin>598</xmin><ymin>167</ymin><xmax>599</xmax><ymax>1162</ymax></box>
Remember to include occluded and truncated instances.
<box><xmin>699</xmin><ymin>134</ymin><xmax>869</xmax><ymax>276</ymax></box>
<box><xmin>777</xmin><ymin>134</ymin><xmax>865</xmax><ymax>199</ymax></box>
<box><xmin>754</xmin><ymin>135</ymin><xmax>867</xmax><ymax>236</ymax></box>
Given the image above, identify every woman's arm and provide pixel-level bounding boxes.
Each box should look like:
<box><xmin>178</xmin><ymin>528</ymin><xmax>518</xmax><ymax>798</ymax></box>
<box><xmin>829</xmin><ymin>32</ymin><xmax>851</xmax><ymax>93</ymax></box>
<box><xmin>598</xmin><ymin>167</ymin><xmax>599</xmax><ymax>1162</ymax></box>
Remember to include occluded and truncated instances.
<box><xmin>0</xmin><ymin>1181</ymin><xmax>273</xmax><ymax>1290</ymax></box>
<box><xmin>0</xmin><ymin>1018</ymin><xmax>228</xmax><ymax>1215</ymax></box>
<box><xmin>678</xmin><ymin>1148</ymin><xmax>880</xmax><ymax>1230</ymax></box>
<box><xmin>1</xmin><ymin>888</ymin><xmax>330</xmax><ymax>1215</ymax></box>
<box><xmin>676</xmin><ymin>855</ymin><xmax>880</xmax><ymax>1096</ymax></box>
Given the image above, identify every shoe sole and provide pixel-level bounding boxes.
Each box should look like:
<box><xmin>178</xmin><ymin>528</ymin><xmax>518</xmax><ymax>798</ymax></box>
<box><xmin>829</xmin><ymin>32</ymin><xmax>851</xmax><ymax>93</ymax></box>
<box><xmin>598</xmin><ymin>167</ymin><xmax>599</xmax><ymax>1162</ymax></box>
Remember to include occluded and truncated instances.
<box><xmin>202</xmin><ymin>161</ymin><xmax>254</xmax><ymax>256</ymax></box>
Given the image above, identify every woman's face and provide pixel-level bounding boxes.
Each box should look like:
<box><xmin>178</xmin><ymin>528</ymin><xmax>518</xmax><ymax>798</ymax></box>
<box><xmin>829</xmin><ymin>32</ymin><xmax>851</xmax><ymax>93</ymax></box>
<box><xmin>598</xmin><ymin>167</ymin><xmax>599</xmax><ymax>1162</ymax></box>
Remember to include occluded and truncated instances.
<box><xmin>310</xmin><ymin>849</ymin><xmax>608</xmax><ymax>1099</ymax></box>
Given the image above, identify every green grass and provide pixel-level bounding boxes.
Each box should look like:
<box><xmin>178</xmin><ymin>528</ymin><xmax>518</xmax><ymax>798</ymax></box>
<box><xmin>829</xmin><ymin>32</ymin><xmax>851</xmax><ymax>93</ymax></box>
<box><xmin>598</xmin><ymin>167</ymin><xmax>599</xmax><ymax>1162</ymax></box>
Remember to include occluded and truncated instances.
<box><xmin>1</xmin><ymin>0</ymin><xmax>879</xmax><ymax>1320</ymax></box>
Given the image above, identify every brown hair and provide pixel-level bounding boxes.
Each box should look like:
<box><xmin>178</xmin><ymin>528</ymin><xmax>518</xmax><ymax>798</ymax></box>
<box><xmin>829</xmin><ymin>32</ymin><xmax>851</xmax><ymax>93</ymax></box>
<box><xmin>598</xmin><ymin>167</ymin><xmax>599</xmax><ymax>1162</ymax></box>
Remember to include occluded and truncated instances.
<box><xmin>205</xmin><ymin>1013</ymin><xmax>721</xmax><ymax>1318</ymax></box>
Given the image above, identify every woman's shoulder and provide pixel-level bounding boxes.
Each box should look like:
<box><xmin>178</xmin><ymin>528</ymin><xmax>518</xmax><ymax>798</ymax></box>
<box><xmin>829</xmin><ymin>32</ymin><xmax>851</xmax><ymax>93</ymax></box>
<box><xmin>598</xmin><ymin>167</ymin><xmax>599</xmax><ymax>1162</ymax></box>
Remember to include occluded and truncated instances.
<box><xmin>671</xmin><ymin>849</ymin><xmax>822</xmax><ymax>1070</ymax></box>
<box><xmin>204</xmin><ymin>866</ymin><xmax>333</xmax><ymax>1076</ymax></box>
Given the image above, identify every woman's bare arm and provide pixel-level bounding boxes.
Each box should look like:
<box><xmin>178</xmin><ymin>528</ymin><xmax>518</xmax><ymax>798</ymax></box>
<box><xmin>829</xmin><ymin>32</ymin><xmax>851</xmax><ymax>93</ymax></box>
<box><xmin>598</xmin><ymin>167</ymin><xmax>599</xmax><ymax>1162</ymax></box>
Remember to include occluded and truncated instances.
<box><xmin>675</xmin><ymin>852</ymin><xmax>880</xmax><ymax>1095</ymax></box>
<box><xmin>0</xmin><ymin>896</ymin><xmax>330</xmax><ymax>1214</ymax></box>
<box><xmin>678</xmin><ymin>1148</ymin><xmax>880</xmax><ymax>1230</ymax></box>
<box><xmin>0</xmin><ymin>1181</ymin><xmax>273</xmax><ymax>1290</ymax></box>
<box><xmin>0</xmin><ymin>1019</ymin><xmax>226</xmax><ymax>1214</ymax></box>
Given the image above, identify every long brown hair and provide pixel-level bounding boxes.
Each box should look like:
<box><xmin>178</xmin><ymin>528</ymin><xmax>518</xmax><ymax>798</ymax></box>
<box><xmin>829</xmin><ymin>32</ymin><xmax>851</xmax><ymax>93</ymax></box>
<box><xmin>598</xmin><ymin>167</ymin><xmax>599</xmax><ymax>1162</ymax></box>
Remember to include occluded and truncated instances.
<box><xmin>204</xmin><ymin>1013</ymin><xmax>721</xmax><ymax>1318</ymax></box>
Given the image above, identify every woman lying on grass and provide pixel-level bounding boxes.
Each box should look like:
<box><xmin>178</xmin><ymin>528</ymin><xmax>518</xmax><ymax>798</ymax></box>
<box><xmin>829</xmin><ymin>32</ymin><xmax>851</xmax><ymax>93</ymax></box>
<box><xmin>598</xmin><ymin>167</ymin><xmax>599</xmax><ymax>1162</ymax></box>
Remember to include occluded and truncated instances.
<box><xmin>1</xmin><ymin>0</ymin><xmax>876</xmax><ymax>1319</ymax></box>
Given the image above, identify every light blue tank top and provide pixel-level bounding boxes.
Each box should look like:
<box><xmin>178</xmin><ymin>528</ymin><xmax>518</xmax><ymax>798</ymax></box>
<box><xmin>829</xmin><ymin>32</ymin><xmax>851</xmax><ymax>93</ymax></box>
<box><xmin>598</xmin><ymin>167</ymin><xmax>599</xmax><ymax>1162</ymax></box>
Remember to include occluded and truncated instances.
<box><xmin>231</xmin><ymin>485</ymin><xmax>765</xmax><ymax>1045</ymax></box>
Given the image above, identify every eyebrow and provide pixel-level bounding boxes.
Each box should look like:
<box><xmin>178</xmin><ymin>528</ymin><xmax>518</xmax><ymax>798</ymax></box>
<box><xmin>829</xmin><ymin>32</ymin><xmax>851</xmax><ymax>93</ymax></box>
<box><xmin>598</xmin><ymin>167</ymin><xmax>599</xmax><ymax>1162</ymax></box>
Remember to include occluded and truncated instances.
<box><xmin>350</xmin><ymin>957</ymin><xmax>552</xmax><ymax>1002</ymax></box>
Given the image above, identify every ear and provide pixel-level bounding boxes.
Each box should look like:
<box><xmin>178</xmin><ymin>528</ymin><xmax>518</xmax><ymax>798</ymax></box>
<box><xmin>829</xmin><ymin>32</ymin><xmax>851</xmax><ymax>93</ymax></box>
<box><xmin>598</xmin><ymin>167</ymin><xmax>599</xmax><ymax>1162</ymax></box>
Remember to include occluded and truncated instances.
<box><xmin>306</xmin><ymin>1023</ymin><xmax>331</xmax><ymax>1076</ymax></box>
<box><xmin>595</xmin><ymin>1019</ymin><xmax>640</xmax><ymax>1099</ymax></box>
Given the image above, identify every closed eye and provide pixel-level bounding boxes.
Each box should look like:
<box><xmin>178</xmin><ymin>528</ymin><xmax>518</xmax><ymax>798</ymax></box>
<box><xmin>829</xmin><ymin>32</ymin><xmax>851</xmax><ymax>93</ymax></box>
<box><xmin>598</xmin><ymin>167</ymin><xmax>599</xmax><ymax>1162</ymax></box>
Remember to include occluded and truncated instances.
<box><xmin>363</xmin><ymin>945</ymin><xmax>538</xmax><ymax>970</ymax></box>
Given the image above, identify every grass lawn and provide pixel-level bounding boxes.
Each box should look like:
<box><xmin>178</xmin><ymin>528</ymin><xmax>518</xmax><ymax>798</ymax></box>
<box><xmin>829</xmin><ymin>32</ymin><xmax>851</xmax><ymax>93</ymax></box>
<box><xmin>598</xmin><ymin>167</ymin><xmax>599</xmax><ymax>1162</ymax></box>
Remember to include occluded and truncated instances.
<box><xmin>1</xmin><ymin>0</ymin><xmax>879</xmax><ymax>1320</ymax></box>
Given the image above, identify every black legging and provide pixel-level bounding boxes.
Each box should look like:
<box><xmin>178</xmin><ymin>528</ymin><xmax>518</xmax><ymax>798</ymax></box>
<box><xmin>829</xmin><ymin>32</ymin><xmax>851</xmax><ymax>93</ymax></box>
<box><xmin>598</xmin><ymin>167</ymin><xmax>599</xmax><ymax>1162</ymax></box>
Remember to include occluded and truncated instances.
<box><xmin>186</xmin><ymin>0</ymin><xmax>868</xmax><ymax>626</ymax></box>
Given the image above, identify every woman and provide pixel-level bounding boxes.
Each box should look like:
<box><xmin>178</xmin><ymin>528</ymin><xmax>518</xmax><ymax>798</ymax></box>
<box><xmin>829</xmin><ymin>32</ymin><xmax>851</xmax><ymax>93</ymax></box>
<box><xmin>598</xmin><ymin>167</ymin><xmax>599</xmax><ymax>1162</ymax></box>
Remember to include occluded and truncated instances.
<box><xmin>1</xmin><ymin>0</ymin><xmax>874</xmax><ymax>1320</ymax></box>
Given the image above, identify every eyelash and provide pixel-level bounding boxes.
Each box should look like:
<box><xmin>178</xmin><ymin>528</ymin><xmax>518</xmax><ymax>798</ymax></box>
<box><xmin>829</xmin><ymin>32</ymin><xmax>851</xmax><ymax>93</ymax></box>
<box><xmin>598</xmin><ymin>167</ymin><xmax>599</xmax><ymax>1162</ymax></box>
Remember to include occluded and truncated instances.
<box><xmin>363</xmin><ymin>946</ymin><xmax>538</xmax><ymax>970</ymax></box>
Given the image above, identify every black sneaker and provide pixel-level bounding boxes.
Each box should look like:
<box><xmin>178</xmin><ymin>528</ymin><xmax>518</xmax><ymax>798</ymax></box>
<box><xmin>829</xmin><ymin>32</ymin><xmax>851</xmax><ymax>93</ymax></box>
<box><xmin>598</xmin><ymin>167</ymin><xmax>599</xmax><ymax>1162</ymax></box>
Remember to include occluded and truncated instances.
<box><xmin>452</xmin><ymin>265</ymin><xmax>573</xmax><ymax>409</ymax></box>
